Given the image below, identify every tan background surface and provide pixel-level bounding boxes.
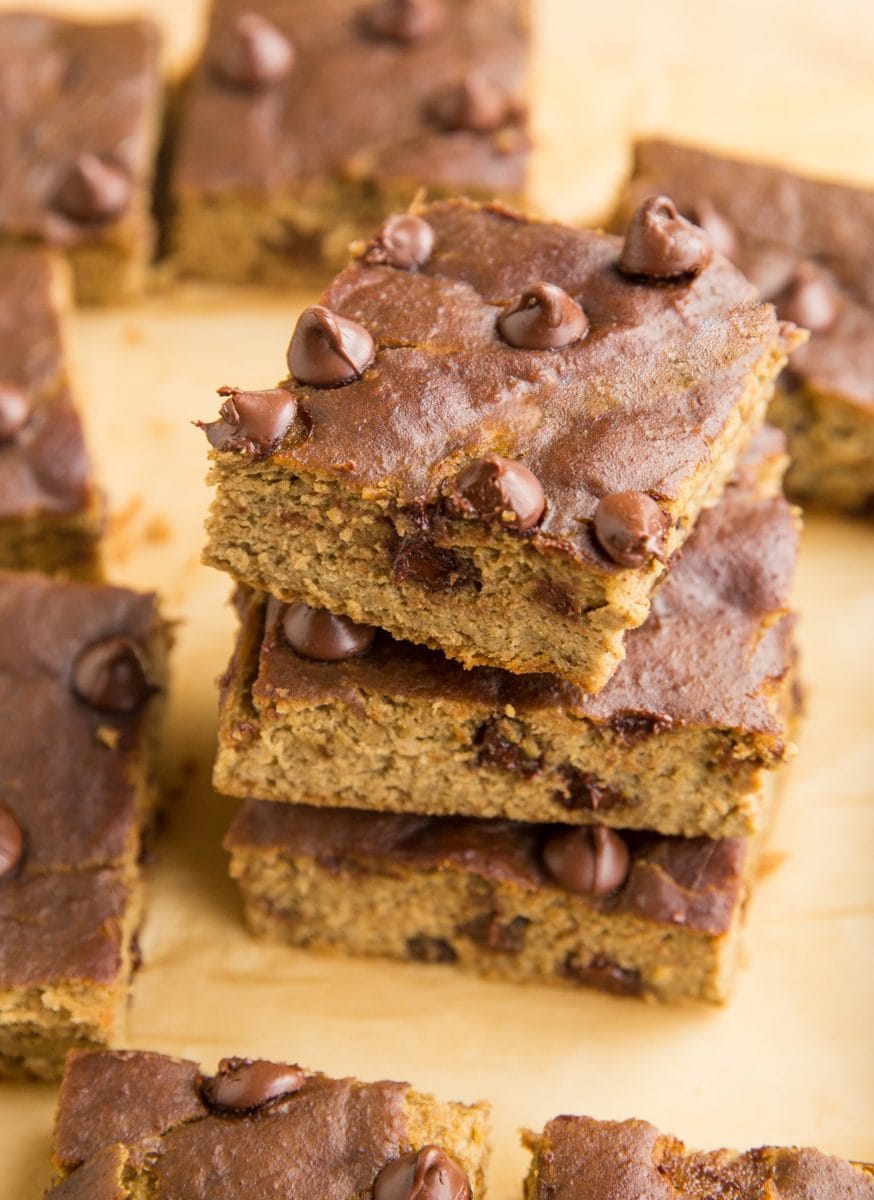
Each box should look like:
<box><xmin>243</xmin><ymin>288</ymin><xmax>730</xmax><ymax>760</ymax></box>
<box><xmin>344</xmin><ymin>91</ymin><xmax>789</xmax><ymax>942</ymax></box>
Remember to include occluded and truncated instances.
<box><xmin>2</xmin><ymin>1</ymin><xmax>874</xmax><ymax>1195</ymax></box>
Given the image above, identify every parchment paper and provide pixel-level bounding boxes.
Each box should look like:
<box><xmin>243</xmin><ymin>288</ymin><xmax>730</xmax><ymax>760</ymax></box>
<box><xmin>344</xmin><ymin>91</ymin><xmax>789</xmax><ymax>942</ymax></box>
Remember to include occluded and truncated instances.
<box><xmin>1</xmin><ymin>2</ymin><xmax>872</xmax><ymax>1196</ymax></box>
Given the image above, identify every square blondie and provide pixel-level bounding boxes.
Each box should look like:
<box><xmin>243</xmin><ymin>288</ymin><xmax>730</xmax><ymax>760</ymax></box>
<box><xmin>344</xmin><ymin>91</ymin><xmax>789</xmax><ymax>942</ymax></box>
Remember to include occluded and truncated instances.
<box><xmin>615</xmin><ymin>138</ymin><xmax>874</xmax><ymax>512</ymax></box>
<box><xmin>0</xmin><ymin>13</ymin><xmax>162</xmax><ymax>304</ymax></box>
<box><xmin>0</xmin><ymin>572</ymin><xmax>168</xmax><ymax>1078</ymax></box>
<box><xmin>46</xmin><ymin>1048</ymin><xmax>489</xmax><ymax>1198</ymax></box>
<box><xmin>0</xmin><ymin>246</ymin><xmax>101</xmax><ymax>575</ymax></box>
<box><xmin>201</xmin><ymin>199</ymin><xmax>798</xmax><ymax>690</ymax></box>
<box><xmin>172</xmin><ymin>0</ymin><xmax>530</xmax><ymax>282</ymax></box>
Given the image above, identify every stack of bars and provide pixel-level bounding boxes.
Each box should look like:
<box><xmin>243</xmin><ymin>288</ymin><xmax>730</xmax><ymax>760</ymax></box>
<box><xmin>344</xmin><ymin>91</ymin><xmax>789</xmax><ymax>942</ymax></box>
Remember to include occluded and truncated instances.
<box><xmin>201</xmin><ymin>195</ymin><xmax>805</xmax><ymax>1004</ymax></box>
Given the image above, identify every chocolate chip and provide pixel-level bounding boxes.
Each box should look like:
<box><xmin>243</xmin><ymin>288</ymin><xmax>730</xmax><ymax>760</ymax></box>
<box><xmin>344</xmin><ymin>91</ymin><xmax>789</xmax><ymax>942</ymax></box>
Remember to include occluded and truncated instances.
<box><xmin>687</xmin><ymin>197</ymin><xmax>738</xmax><ymax>259</ymax></box>
<box><xmin>451</xmin><ymin>453</ymin><xmax>546</xmax><ymax>532</ymax></box>
<box><xmin>407</xmin><ymin>935</ymin><xmax>458</xmax><ymax>964</ymax></box>
<box><xmin>53</xmin><ymin>154</ymin><xmax>131</xmax><ymax>223</ymax></box>
<box><xmin>214</xmin><ymin>13</ymin><xmax>295</xmax><ymax>88</ymax></box>
<box><xmin>554</xmin><ymin>767</ymin><xmax>629</xmax><ymax>813</ymax></box>
<box><xmin>0</xmin><ymin>383</ymin><xmax>31</xmax><ymax>442</ymax></box>
<box><xmin>72</xmin><ymin>637</ymin><xmax>150</xmax><ymax>713</ymax></box>
<box><xmin>282</xmin><ymin>603</ymin><xmax>376</xmax><ymax>661</ymax></box>
<box><xmin>497</xmin><ymin>282</ymin><xmax>587</xmax><ymax>350</ymax></box>
<box><xmin>778</xmin><ymin>262</ymin><xmax>840</xmax><ymax>332</ymax></box>
<box><xmin>287</xmin><ymin>305</ymin><xmax>375</xmax><ymax>387</ymax></box>
<box><xmin>199</xmin><ymin>1058</ymin><xmax>305</xmax><ymax>1113</ymax></box>
<box><xmin>619</xmin><ymin>195</ymin><xmax>713</xmax><ymax>280</ymax></box>
<box><xmin>0</xmin><ymin>806</ymin><xmax>24</xmax><ymax>879</ymax></box>
<box><xmin>363</xmin><ymin>214</ymin><xmax>436</xmax><ymax>270</ymax></box>
<box><xmin>542</xmin><ymin>826</ymin><xmax>630</xmax><ymax>897</ymax></box>
<box><xmin>428</xmin><ymin>73</ymin><xmax>512</xmax><ymax>132</ymax></box>
<box><xmin>363</xmin><ymin>0</ymin><xmax>446</xmax><ymax>41</ymax></box>
<box><xmin>392</xmin><ymin>535</ymin><xmax>480</xmax><ymax>593</ymax></box>
<box><xmin>562</xmin><ymin>952</ymin><xmax>643</xmax><ymax>997</ymax></box>
<box><xmin>474</xmin><ymin>717</ymin><xmax>542</xmax><ymax>778</ymax></box>
<box><xmin>593</xmin><ymin>492</ymin><xmax>667</xmax><ymax>568</ymax></box>
<box><xmin>200</xmin><ymin>386</ymin><xmax>298</xmax><ymax>457</ymax></box>
<box><xmin>374</xmin><ymin>1146</ymin><xmax>471</xmax><ymax>1200</ymax></box>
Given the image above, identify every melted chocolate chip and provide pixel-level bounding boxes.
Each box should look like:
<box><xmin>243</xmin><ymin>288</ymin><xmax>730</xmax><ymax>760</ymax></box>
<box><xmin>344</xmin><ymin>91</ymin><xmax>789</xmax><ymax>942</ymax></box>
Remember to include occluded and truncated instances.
<box><xmin>0</xmin><ymin>383</ymin><xmax>31</xmax><ymax>442</ymax></box>
<box><xmin>458</xmin><ymin>911</ymin><xmax>530</xmax><ymax>953</ymax></box>
<box><xmin>287</xmin><ymin>306</ymin><xmax>375</xmax><ymax>387</ymax></box>
<box><xmin>0</xmin><ymin>806</ymin><xmax>24</xmax><ymax>879</ymax></box>
<box><xmin>373</xmin><ymin>1146</ymin><xmax>471</xmax><ymax>1200</ymax></box>
<box><xmin>213</xmin><ymin>13</ymin><xmax>295</xmax><ymax>88</ymax></box>
<box><xmin>474</xmin><ymin>717</ymin><xmax>542</xmax><ymax>778</ymax></box>
<box><xmin>392</xmin><ymin>535</ymin><xmax>480</xmax><ymax>593</ymax></box>
<box><xmin>562</xmin><ymin>952</ymin><xmax>644</xmax><ymax>997</ymax></box>
<box><xmin>593</xmin><ymin>492</ymin><xmax>668</xmax><ymax>568</ymax></box>
<box><xmin>201</xmin><ymin>386</ymin><xmax>298</xmax><ymax>457</ymax></box>
<box><xmin>554</xmin><ymin>767</ymin><xmax>630</xmax><ymax>813</ymax></box>
<box><xmin>199</xmin><ymin>1058</ymin><xmax>305</xmax><ymax>1113</ymax></box>
<box><xmin>53</xmin><ymin>154</ymin><xmax>132</xmax><ymax>223</ymax></box>
<box><xmin>451</xmin><ymin>453</ymin><xmax>546</xmax><ymax>531</ymax></box>
<box><xmin>363</xmin><ymin>0</ymin><xmax>446</xmax><ymax>41</ymax></box>
<box><xmin>542</xmin><ymin>826</ymin><xmax>631</xmax><ymax>897</ymax></box>
<box><xmin>687</xmin><ymin>197</ymin><xmax>738</xmax><ymax>259</ymax></box>
<box><xmin>619</xmin><ymin>195</ymin><xmax>713</xmax><ymax>280</ymax></box>
<box><xmin>282</xmin><ymin>603</ymin><xmax>376</xmax><ymax>661</ymax></box>
<box><xmin>778</xmin><ymin>262</ymin><xmax>840</xmax><ymax>332</ymax></box>
<box><xmin>428</xmin><ymin>73</ymin><xmax>512</xmax><ymax>132</ymax></box>
<box><xmin>71</xmin><ymin>636</ymin><xmax>150</xmax><ymax>713</ymax></box>
<box><xmin>363</xmin><ymin>214</ymin><xmax>436</xmax><ymax>270</ymax></box>
<box><xmin>407</xmin><ymin>935</ymin><xmax>458</xmax><ymax>964</ymax></box>
<box><xmin>497</xmin><ymin>283</ymin><xmax>588</xmax><ymax>350</ymax></box>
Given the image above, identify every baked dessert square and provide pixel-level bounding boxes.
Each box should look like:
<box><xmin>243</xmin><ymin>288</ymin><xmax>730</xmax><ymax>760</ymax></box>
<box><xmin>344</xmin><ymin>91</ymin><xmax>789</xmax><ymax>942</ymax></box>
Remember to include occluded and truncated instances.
<box><xmin>214</xmin><ymin>428</ymin><xmax>798</xmax><ymax>839</ymax></box>
<box><xmin>0</xmin><ymin>246</ymin><xmax>102</xmax><ymax>576</ymax></box>
<box><xmin>201</xmin><ymin>198</ymin><xmax>799</xmax><ymax>691</ymax></box>
<box><xmin>225</xmin><ymin>788</ymin><xmax>773</xmax><ymax>1004</ymax></box>
<box><xmin>524</xmin><ymin>1114</ymin><xmax>874</xmax><ymax>1200</ymax></box>
<box><xmin>46</xmin><ymin>1048</ymin><xmax>489</xmax><ymax>1198</ymax></box>
<box><xmin>171</xmin><ymin>0</ymin><xmax>530</xmax><ymax>283</ymax></box>
<box><xmin>614</xmin><ymin>138</ymin><xmax>874</xmax><ymax>512</ymax></box>
<box><xmin>0</xmin><ymin>572</ymin><xmax>168</xmax><ymax>1078</ymax></box>
<box><xmin>0</xmin><ymin>12</ymin><xmax>162</xmax><ymax>305</ymax></box>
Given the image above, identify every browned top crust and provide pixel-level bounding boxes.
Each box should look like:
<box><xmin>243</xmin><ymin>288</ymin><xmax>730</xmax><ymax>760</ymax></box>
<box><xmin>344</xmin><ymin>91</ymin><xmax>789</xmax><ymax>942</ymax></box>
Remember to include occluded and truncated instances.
<box><xmin>528</xmin><ymin>1116</ymin><xmax>874</xmax><ymax>1200</ymax></box>
<box><xmin>227</xmin><ymin>801</ymin><xmax>748</xmax><ymax>936</ymax></box>
<box><xmin>0</xmin><ymin>13</ymin><xmax>160</xmax><ymax>248</ymax></box>
<box><xmin>242</xmin><ymin>434</ymin><xmax>797</xmax><ymax>740</ymax></box>
<box><xmin>174</xmin><ymin>0</ymin><xmax>528</xmax><ymax>200</ymax></box>
<box><xmin>51</xmin><ymin>1049</ymin><xmax>413</xmax><ymax>1198</ymax></box>
<box><xmin>0</xmin><ymin>572</ymin><xmax>162</xmax><ymax>987</ymax></box>
<box><xmin>619</xmin><ymin>139</ymin><xmax>874</xmax><ymax>413</ymax></box>
<box><xmin>207</xmin><ymin>199</ymin><xmax>789</xmax><ymax>569</ymax></box>
<box><xmin>0</xmin><ymin>246</ymin><xmax>95</xmax><ymax>520</ymax></box>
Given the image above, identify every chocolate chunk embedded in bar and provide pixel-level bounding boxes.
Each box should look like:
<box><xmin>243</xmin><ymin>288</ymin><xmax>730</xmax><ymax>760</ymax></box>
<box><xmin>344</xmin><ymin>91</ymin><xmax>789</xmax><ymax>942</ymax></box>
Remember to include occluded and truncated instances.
<box><xmin>45</xmin><ymin>1049</ymin><xmax>489</xmax><ymax>1198</ymax></box>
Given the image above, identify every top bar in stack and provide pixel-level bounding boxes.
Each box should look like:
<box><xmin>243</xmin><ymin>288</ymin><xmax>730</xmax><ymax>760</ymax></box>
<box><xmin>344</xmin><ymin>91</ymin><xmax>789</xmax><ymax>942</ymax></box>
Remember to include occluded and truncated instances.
<box><xmin>614</xmin><ymin>138</ymin><xmax>874</xmax><ymax>511</ymax></box>
<box><xmin>171</xmin><ymin>0</ymin><xmax>530</xmax><ymax>283</ymax></box>
<box><xmin>0</xmin><ymin>13</ymin><xmax>162</xmax><ymax>305</ymax></box>
<box><xmin>201</xmin><ymin>198</ymin><xmax>799</xmax><ymax>691</ymax></box>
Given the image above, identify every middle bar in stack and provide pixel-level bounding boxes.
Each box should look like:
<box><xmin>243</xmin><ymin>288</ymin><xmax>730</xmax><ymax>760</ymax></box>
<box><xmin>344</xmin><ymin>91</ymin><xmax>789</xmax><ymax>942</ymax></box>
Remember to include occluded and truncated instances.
<box><xmin>200</xmin><ymin>198</ymin><xmax>801</xmax><ymax>1004</ymax></box>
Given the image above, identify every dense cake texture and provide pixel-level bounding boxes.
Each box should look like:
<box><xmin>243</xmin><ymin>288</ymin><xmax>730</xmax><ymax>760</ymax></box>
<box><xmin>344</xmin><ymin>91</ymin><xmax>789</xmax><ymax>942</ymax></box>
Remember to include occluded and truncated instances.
<box><xmin>0</xmin><ymin>246</ymin><xmax>101</xmax><ymax>575</ymax></box>
<box><xmin>615</xmin><ymin>138</ymin><xmax>874</xmax><ymax>512</ymax></box>
<box><xmin>524</xmin><ymin>1115</ymin><xmax>874</xmax><ymax>1200</ymax></box>
<box><xmin>172</xmin><ymin>0</ymin><xmax>530</xmax><ymax>283</ymax></box>
<box><xmin>214</xmin><ymin>429</ymin><xmax>797</xmax><ymax>838</ymax></box>
<box><xmin>0</xmin><ymin>573</ymin><xmax>168</xmax><ymax>1078</ymax></box>
<box><xmin>202</xmin><ymin>198</ymin><xmax>798</xmax><ymax>691</ymax></box>
<box><xmin>46</xmin><ymin>1048</ymin><xmax>489</xmax><ymax>1199</ymax></box>
<box><xmin>0</xmin><ymin>13</ymin><xmax>162</xmax><ymax>304</ymax></box>
<box><xmin>225</xmin><ymin>786</ymin><xmax>774</xmax><ymax>1004</ymax></box>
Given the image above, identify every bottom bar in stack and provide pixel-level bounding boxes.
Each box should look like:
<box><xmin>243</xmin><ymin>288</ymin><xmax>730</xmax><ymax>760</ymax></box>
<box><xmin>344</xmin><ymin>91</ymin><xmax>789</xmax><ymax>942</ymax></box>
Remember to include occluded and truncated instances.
<box><xmin>225</xmin><ymin>783</ymin><xmax>776</xmax><ymax>1005</ymax></box>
